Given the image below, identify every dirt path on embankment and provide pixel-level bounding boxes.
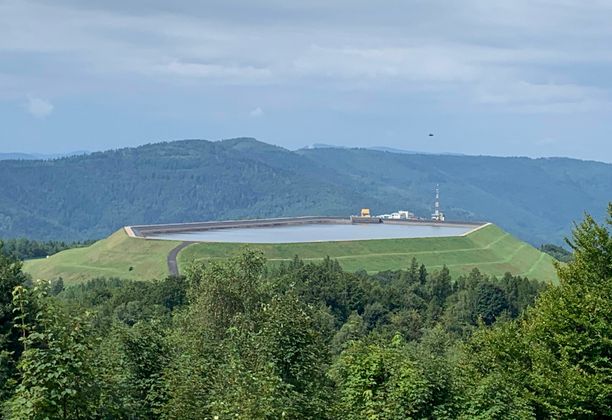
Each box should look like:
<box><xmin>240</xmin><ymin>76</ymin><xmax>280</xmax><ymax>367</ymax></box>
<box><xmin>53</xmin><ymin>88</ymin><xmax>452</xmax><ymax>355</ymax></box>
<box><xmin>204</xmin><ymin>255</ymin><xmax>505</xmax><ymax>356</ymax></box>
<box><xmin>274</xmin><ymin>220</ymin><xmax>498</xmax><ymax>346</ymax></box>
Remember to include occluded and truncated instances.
<box><xmin>167</xmin><ymin>242</ymin><xmax>193</xmax><ymax>276</ymax></box>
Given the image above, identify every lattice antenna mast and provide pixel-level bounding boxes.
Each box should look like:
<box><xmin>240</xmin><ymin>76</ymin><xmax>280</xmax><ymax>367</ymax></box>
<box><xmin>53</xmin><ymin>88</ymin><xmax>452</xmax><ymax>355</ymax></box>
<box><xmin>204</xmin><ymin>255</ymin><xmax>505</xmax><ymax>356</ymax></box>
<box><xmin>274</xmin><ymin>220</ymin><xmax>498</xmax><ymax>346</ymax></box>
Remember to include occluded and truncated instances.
<box><xmin>432</xmin><ymin>184</ymin><xmax>444</xmax><ymax>221</ymax></box>
<box><xmin>435</xmin><ymin>184</ymin><xmax>440</xmax><ymax>215</ymax></box>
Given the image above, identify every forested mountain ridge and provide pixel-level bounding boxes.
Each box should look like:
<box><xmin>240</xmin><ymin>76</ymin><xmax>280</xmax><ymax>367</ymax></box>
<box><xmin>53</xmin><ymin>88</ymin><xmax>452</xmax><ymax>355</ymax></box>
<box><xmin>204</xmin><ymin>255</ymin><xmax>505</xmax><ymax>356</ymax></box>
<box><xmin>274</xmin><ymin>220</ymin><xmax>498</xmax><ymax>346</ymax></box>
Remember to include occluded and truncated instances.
<box><xmin>0</xmin><ymin>151</ymin><xmax>88</xmax><ymax>160</ymax></box>
<box><xmin>0</xmin><ymin>139</ymin><xmax>375</xmax><ymax>240</ymax></box>
<box><xmin>297</xmin><ymin>147</ymin><xmax>612</xmax><ymax>245</ymax></box>
<box><xmin>1</xmin><ymin>138</ymin><xmax>610</xmax><ymax>243</ymax></box>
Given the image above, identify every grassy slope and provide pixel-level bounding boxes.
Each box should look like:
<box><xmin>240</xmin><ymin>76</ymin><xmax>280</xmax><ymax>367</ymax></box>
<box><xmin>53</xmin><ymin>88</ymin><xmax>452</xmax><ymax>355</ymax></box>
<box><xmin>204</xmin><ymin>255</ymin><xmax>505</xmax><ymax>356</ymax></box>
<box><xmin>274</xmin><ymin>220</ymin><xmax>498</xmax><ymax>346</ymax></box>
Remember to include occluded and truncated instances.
<box><xmin>24</xmin><ymin>229</ymin><xmax>180</xmax><ymax>284</ymax></box>
<box><xmin>178</xmin><ymin>224</ymin><xmax>559</xmax><ymax>283</ymax></box>
<box><xmin>24</xmin><ymin>224</ymin><xmax>559</xmax><ymax>285</ymax></box>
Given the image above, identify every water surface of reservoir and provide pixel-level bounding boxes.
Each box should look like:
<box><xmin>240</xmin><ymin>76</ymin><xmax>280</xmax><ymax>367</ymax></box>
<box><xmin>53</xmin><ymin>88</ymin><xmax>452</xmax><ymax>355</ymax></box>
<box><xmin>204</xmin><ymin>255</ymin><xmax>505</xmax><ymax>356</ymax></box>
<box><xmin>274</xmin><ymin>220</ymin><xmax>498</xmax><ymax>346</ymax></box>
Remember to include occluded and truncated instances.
<box><xmin>147</xmin><ymin>222</ymin><xmax>477</xmax><ymax>243</ymax></box>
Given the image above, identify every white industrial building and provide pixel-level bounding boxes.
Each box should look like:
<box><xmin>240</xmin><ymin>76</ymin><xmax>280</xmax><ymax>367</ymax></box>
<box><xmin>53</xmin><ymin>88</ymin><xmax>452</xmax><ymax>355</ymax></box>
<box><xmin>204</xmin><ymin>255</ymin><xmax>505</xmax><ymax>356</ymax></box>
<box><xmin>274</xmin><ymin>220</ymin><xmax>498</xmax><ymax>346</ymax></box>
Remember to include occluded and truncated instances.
<box><xmin>378</xmin><ymin>210</ymin><xmax>418</xmax><ymax>220</ymax></box>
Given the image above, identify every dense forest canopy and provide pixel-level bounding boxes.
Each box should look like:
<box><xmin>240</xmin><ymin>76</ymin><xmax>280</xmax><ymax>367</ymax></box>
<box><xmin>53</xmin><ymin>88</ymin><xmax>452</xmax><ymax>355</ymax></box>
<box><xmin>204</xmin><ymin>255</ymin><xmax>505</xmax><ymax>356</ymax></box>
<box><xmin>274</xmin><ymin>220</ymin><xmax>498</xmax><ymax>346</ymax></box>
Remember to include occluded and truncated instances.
<box><xmin>540</xmin><ymin>243</ymin><xmax>573</xmax><ymax>263</ymax></box>
<box><xmin>0</xmin><ymin>205</ymin><xmax>610</xmax><ymax>418</ymax></box>
<box><xmin>0</xmin><ymin>138</ymin><xmax>610</xmax><ymax>244</ymax></box>
<box><xmin>0</xmin><ymin>238</ymin><xmax>95</xmax><ymax>260</ymax></box>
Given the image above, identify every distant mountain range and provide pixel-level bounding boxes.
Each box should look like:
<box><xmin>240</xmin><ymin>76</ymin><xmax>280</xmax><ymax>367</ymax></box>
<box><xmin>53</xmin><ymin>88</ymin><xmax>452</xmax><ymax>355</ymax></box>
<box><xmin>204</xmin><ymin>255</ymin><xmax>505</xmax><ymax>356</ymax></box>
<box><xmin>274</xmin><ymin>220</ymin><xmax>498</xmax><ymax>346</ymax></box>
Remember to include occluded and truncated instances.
<box><xmin>0</xmin><ymin>138</ymin><xmax>610</xmax><ymax>244</ymax></box>
<box><xmin>0</xmin><ymin>151</ymin><xmax>89</xmax><ymax>161</ymax></box>
<box><xmin>305</xmin><ymin>143</ymin><xmax>464</xmax><ymax>156</ymax></box>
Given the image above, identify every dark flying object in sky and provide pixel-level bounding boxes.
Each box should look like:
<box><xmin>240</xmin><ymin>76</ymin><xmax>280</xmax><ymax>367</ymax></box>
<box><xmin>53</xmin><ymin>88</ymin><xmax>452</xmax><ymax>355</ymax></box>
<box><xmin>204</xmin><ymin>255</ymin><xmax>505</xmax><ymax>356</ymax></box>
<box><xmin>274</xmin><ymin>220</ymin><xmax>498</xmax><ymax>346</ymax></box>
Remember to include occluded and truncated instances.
<box><xmin>428</xmin><ymin>133</ymin><xmax>434</xmax><ymax>137</ymax></box>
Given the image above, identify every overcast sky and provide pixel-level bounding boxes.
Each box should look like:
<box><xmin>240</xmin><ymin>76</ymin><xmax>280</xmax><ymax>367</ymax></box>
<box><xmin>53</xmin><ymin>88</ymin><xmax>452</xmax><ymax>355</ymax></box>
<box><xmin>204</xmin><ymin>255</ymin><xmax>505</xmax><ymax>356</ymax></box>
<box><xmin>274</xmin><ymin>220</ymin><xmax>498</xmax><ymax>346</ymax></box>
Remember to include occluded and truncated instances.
<box><xmin>2</xmin><ymin>0</ymin><xmax>612</xmax><ymax>161</ymax></box>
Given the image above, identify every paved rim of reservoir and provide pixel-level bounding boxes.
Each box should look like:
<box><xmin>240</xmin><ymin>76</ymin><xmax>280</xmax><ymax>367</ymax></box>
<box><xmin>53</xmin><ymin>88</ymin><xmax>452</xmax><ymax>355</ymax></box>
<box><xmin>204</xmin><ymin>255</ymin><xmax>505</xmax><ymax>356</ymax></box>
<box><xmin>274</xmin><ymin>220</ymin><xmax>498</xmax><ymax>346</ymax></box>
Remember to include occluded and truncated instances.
<box><xmin>152</xmin><ymin>223</ymin><xmax>479</xmax><ymax>244</ymax></box>
<box><xmin>126</xmin><ymin>216</ymin><xmax>484</xmax><ymax>239</ymax></box>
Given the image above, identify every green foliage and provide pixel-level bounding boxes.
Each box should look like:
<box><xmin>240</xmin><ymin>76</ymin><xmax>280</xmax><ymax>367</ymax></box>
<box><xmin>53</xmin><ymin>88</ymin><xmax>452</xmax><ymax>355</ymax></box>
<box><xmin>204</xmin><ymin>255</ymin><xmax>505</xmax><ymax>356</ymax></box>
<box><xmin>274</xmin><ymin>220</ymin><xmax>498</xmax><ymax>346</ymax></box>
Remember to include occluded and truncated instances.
<box><xmin>412</xmin><ymin>326</ymin><xmax>461</xmax><ymax>418</ymax></box>
<box><xmin>427</xmin><ymin>265</ymin><xmax>452</xmax><ymax>322</ymax></box>
<box><xmin>0</xmin><ymin>246</ymin><xmax>27</xmax><ymax>403</ymax></box>
<box><xmin>444</xmin><ymin>269</ymin><xmax>545</xmax><ymax>336</ymax></box>
<box><xmin>4</xmin><ymin>281</ymin><xmax>102</xmax><ymax>419</ymax></box>
<box><xmin>1</xmin><ymin>205</ymin><xmax>609</xmax><ymax>418</ymax></box>
<box><xmin>49</xmin><ymin>278</ymin><xmax>65</xmax><ymax>295</ymax></box>
<box><xmin>459</xmin><ymin>322</ymin><xmax>536</xmax><ymax>419</ymax></box>
<box><xmin>0</xmin><ymin>238</ymin><xmax>95</xmax><ymax>261</ymax></box>
<box><xmin>114</xmin><ymin>321</ymin><xmax>170</xmax><ymax>417</ymax></box>
<box><xmin>332</xmin><ymin>312</ymin><xmax>366</xmax><ymax>354</ymax></box>
<box><xmin>540</xmin><ymin>243</ymin><xmax>573</xmax><ymax>263</ymax></box>
<box><xmin>2</xmin><ymin>249</ymin><xmax>551</xmax><ymax>418</ymax></box>
<box><xmin>472</xmin><ymin>282</ymin><xmax>509</xmax><ymax>325</ymax></box>
<box><xmin>164</xmin><ymin>250</ymin><xmax>334</xmax><ymax>419</ymax></box>
<box><xmin>331</xmin><ymin>335</ymin><xmax>437</xmax><ymax>419</ymax></box>
<box><xmin>273</xmin><ymin>255</ymin><xmax>366</xmax><ymax>325</ymax></box>
<box><xmin>184</xmin><ymin>249</ymin><xmax>266</xmax><ymax>339</ymax></box>
<box><xmin>523</xmin><ymin>204</ymin><xmax>612</xmax><ymax>416</ymax></box>
<box><xmin>459</xmin><ymin>203</ymin><xmax>612</xmax><ymax>418</ymax></box>
<box><xmin>560</xmin><ymin>203</ymin><xmax>612</xmax><ymax>282</ymax></box>
<box><xmin>58</xmin><ymin>276</ymin><xmax>187</xmax><ymax>330</ymax></box>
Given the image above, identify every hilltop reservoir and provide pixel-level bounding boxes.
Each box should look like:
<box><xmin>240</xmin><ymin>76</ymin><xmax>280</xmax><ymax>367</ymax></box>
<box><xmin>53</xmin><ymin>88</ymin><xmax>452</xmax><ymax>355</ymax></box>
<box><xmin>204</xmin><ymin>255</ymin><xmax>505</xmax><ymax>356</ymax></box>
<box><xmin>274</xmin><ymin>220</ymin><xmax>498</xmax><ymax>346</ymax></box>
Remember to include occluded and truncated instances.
<box><xmin>124</xmin><ymin>186</ymin><xmax>468</xmax><ymax>243</ymax></box>
<box><xmin>126</xmin><ymin>217</ymin><xmax>484</xmax><ymax>244</ymax></box>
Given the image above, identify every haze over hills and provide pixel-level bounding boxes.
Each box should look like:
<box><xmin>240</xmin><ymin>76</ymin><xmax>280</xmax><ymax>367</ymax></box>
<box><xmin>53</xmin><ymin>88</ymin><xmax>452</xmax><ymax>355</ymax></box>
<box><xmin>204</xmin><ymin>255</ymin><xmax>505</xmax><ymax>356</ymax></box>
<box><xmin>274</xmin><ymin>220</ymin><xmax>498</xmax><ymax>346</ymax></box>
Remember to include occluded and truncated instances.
<box><xmin>305</xmin><ymin>144</ymin><xmax>465</xmax><ymax>156</ymax></box>
<box><xmin>0</xmin><ymin>151</ymin><xmax>89</xmax><ymax>161</ymax></box>
<box><xmin>0</xmin><ymin>137</ymin><xmax>610</xmax><ymax>244</ymax></box>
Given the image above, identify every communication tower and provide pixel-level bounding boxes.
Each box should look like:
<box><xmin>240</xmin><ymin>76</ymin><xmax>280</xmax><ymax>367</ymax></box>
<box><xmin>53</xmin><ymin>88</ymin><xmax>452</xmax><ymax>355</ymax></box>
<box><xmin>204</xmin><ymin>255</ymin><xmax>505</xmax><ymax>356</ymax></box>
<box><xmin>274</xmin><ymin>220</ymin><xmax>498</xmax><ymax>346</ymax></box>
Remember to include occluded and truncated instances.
<box><xmin>431</xmin><ymin>184</ymin><xmax>445</xmax><ymax>222</ymax></box>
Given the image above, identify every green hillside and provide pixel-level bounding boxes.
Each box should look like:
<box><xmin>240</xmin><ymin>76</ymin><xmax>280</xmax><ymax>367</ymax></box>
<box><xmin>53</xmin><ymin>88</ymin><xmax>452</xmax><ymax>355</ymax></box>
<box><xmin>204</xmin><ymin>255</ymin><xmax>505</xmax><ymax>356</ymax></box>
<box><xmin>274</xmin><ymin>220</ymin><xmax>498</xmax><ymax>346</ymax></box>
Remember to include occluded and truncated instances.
<box><xmin>178</xmin><ymin>224</ymin><xmax>558</xmax><ymax>281</ymax></box>
<box><xmin>1</xmin><ymin>138</ymin><xmax>610</xmax><ymax>245</ymax></box>
<box><xmin>24</xmin><ymin>230</ymin><xmax>180</xmax><ymax>283</ymax></box>
<box><xmin>24</xmin><ymin>224</ymin><xmax>559</xmax><ymax>285</ymax></box>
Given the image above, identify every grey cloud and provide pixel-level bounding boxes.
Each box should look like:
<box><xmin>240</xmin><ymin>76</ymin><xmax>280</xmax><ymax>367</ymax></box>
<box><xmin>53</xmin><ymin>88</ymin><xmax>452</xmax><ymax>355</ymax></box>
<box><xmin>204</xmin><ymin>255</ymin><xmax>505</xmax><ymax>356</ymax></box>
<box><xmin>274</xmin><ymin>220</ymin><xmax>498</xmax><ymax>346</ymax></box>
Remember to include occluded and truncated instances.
<box><xmin>475</xmin><ymin>81</ymin><xmax>610</xmax><ymax>113</ymax></box>
<box><xmin>2</xmin><ymin>0</ymin><xmax>612</xmax><ymax>113</ymax></box>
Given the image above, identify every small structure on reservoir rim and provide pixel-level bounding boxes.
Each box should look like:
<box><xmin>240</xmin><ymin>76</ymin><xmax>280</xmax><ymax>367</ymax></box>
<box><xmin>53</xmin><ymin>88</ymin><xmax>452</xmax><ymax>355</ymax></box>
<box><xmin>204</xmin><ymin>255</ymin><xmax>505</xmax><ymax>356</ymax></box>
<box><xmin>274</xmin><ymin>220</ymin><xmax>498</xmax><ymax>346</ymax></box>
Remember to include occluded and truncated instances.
<box><xmin>351</xmin><ymin>208</ymin><xmax>382</xmax><ymax>223</ymax></box>
<box><xmin>378</xmin><ymin>210</ymin><xmax>418</xmax><ymax>220</ymax></box>
<box><xmin>431</xmin><ymin>184</ymin><xmax>445</xmax><ymax>222</ymax></box>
